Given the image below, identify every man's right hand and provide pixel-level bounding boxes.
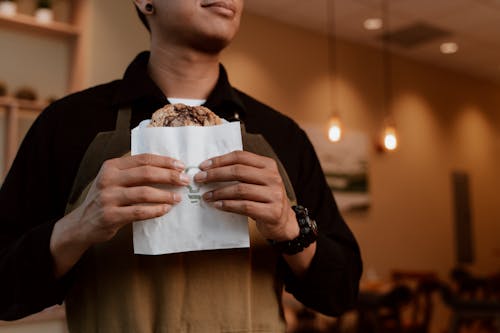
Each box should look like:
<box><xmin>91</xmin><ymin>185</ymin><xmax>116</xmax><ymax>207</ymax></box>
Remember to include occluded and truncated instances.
<box><xmin>49</xmin><ymin>153</ymin><xmax>188</xmax><ymax>278</ymax></box>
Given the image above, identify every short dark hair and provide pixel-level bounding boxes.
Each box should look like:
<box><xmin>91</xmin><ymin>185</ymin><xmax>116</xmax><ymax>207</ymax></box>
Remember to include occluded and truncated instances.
<box><xmin>135</xmin><ymin>5</ymin><xmax>150</xmax><ymax>32</ymax></box>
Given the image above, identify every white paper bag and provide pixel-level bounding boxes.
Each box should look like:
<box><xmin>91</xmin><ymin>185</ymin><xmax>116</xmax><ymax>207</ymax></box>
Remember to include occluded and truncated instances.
<box><xmin>131</xmin><ymin>120</ymin><xmax>249</xmax><ymax>255</ymax></box>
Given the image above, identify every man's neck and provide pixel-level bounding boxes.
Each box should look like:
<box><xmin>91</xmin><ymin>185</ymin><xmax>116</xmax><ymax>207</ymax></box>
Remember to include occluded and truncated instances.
<box><xmin>148</xmin><ymin>43</ymin><xmax>220</xmax><ymax>100</ymax></box>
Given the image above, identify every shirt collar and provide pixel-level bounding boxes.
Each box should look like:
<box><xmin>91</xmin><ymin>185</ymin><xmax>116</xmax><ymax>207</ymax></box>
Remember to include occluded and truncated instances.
<box><xmin>112</xmin><ymin>51</ymin><xmax>246</xmax><ymax>121</ymax></box>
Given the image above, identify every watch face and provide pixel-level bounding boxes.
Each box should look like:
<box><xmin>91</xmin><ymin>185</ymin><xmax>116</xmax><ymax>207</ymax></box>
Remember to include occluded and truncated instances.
<box><xmin>310</xmin><ymin>219</ymin><xmax>319</xmax><ymax>235</ymax></box>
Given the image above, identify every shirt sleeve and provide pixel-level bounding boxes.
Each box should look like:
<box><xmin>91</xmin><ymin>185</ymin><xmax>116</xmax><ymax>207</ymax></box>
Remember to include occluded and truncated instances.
<box><xmin>278</xmin><ymin>128</ymin><xmax>363</xmax><ymax>317</ymax></box>
<box><xmin>0</xmin><ymin>108</ymin><xmax>73</xmax><ymax>320</ymax></box>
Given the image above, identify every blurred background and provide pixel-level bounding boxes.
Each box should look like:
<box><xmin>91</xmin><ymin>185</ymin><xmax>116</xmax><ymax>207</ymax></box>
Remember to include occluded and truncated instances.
<box><xmin>0</xmin><ymin>0</ymin><xmax>499</xmax><ymax>332</ymax></box>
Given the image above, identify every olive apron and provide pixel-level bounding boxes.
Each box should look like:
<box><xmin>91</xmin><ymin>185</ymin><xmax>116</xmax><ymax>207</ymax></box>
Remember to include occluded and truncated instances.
<box><xmin>64</xmin><ymin>107</ymin><xmax>297</xmax><ymax>333</ymax></box>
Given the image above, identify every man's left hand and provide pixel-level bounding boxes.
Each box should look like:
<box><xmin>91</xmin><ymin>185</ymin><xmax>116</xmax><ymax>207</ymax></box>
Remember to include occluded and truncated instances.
<box><xmin>194</xmin><ymin>150</ymin><xmax>299</xmax><ymax>241</ymax></box>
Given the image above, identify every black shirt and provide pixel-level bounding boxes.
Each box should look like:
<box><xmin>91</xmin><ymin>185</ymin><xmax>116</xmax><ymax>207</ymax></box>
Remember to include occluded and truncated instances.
<box><xmin>0</xmin><ymin>52</ymin><xmax>362</xmax><ymax>320</ymax></box>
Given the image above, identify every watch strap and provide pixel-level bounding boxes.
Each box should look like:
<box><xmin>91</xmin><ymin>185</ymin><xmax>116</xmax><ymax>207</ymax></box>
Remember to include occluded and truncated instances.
<box><xmin>268</xmin><ymin>205</ymin><xmax>318</xmax><ymax>255</ymax></box>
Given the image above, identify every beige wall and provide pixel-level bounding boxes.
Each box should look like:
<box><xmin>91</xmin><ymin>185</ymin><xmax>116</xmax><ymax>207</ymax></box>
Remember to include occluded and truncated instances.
<box><xmin>0</xmin><ymin>29</ymin><xmax>70</xmax><ymax>101</ymax></box>
<box><xmin>1</xmin><ymin>0</ymin><xmax>500</xmax><ymax>332</ymax></box>
<box><xmin>224</xmin><ymin>13</ymin><xmax>500</xmax><ymax>281</ymax></box>
<box><xmin>0</xmin><ymin>0</ymin><xmax>73</xmax><ymax>100</ymax></box>
<box><xmin>83</xmin><ymin>0</ymin><xmax>149</xmax><ymax>88</ymax></box>
<box><xmin>225</xmin><ymin>15</ymin><xmax>500</xmax><ymax>331</ymax></box>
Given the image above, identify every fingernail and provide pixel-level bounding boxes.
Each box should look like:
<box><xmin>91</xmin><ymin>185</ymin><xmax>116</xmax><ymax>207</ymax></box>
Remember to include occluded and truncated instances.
<box><xmin>199</xmin><ymin>160</ymin><xmax>212</xmax><ymax>170</ymax></box>
<box><xmin>194</xmin><ymin>171</ymin><xmax>207</xmax><ymax>182</ymax></box>
<box><xmin>203</xmin><ymin>191</ymin><xmax>213</xmax><ymax>201</ymax></box>
<box><xmin>174</xmin><ymin>160</ymin><xmax>185</xmax><ymax>170</ymax></box>
<box><xmin>214</xmin><ymin>201</ymin><xmax>223</xmax><ymax>208</ymax></box>
<box><xmin>173</xmin><ymin>193</ymin><xmax>182</xmax><ymax>203</ymax></box>
<box><xmin>163</xmin><ymin>204</ymin><xmax>172</xmax><ymax>213</ymax></box>
<box><xmin>180</xmin><ymin>173</ymin><xmax>190</xmax><ymax>184</ymax></box>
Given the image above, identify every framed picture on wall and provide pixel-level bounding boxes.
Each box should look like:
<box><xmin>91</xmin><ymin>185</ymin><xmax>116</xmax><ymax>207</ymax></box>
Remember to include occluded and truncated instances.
<box><xmin>302</xmin><ymin>123</ymin><xmax>370</xmax><ymax>212</ymax></box>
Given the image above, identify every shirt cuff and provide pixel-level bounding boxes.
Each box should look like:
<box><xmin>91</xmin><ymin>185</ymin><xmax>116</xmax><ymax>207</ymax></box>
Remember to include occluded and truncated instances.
<box><xmin>279</xmin><ymin>233</ymin><xmax>361</xmax><ymax>316</ymax></box>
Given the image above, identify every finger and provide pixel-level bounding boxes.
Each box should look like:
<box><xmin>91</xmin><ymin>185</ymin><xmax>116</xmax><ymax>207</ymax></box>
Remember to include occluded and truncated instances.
<box><xmin>212</xmin><ymin>200</ymin><xmax>269</xmax><ymax>221</ymax></box>
<box><xmin>194</xmin><ymin>164</ymin><xmax>270</xmax><ymax>185</ymax></box>
<box><xmin>106</xmin><ymin>204</ymin><xmax>172</xmax><ymax>225</ymax></box>
<box><xmin>203</xmin><ymin>183</ymin><xmax>272</xmax><ymax>203</ymax></box>
<box><xmin>113</xmin><ymin>186</ymin><xmax>182</xmax><ymax>206</ymax></box>
<box><xmin>199</xmin><ymin>151</ymin><xmax>270</xmax><ymax>170</ymax></box>
<box><xmin>109</xmin><ymin>153</ymin><xmax>185</xmax><ymax>171</ymax></box>
<box><xmin>109</xmin><ymin>166</ymin><xmax>190</xmax><ymax>187</ymax></box>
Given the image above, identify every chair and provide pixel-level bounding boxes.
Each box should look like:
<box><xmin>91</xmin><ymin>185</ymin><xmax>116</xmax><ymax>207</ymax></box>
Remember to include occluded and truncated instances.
<box><xmin>354</xmin><ymin>270</ymin><xmax>440</xmax><ymax>333</ymax></box>
<box><xmin>440</xmin><ymin>268</ymin><xmax>500</xmax><ymax>333</ymax></box>
<box><xmin>355</xmin><ymin>284</ymin><xmax>413</xmax><ymax>333</ymax></box>
<box><xmin>390</xmin><ymin>271</ymin><xmax>441</xmax><ymax>333</ymax></box>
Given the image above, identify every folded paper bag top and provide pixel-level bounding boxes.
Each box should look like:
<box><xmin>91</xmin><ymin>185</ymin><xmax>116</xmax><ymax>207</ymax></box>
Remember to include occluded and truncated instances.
<box><xmin>131</xmin><ymin>104</ymin><xmax>249</xmax><ymax>255</ymax></box>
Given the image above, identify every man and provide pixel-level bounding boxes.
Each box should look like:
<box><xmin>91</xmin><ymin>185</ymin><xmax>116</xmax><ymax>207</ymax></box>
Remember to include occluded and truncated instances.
<box><xmin>0</xmin><ymin>1</ymin><xmax>362</xmax><ymax>331</ymax></box>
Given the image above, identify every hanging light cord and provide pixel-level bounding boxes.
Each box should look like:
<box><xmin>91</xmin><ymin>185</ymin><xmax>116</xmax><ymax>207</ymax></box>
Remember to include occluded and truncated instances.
<box><xmin>382</xmin><ymin>0</ymin><xmax>393</xmax><ymax>121</ymax></box>
<box><xmin>326</xmin><ymin>0</ymin><xmax>338</xmax><ymax>115</ymax></box>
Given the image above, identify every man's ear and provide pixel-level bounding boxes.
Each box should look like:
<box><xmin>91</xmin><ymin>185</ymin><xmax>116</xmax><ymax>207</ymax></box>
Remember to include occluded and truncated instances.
<box><xmin>133</xmin><ymin>0</ymin><xmax>152</xmax><ymax>32</ymax></box>
<box><xmin>133</xmin><ymin>0</ymin><xmax>149</xmax><ymax>14</ymax></box>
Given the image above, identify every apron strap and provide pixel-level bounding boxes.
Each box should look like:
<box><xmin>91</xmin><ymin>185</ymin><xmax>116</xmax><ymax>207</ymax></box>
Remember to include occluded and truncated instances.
<box><xmin>115</xmin><ymin>106</ymin><xmax>131</xmax><ymax>131</ymax></box>
<box><xmin>66</xmin><ymin>108</ymin><xmax>132</xmax><ymax>212</ymax></box>
<box><xmin>241</xmin><ymin>124</ymin><xmax>297</xmax><ymax>204</ymax></box>
<box><xmin>102</xmin><ymin>107</ymin><xmax>132</xmax><ymax>159</ymax></box>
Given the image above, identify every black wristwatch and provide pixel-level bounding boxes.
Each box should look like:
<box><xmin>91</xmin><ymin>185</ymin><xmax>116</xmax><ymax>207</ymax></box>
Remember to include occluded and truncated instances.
<box><xmin>268</xmin><ymin>205</ymin><xmax>318</xmax><ymax>255</ymax></box>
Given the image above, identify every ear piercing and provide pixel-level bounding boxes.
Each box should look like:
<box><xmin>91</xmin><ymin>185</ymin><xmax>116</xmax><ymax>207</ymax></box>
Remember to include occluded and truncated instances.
<box><xmin>145</xmin><ymin>3</ymin><xmax>154</xmax><ymax>14</ymax></box>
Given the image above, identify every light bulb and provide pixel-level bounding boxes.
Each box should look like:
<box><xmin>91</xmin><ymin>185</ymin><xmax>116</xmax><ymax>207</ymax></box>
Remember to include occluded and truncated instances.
<box><xmin>383</xmin><ymin>126</ymin><xmax>398</xmax><ymax>151</ymax></box>
<box><xmin>363</xmin><ymin>18</ymin><xmax>383</xmax><ymax>31</ymax></box>
<box><xmin>440</xmin><ymin>42</ymin><xmax>458</xmax><ymax>54</ymax></box>
<box><xmin>0</xmin><ymin>2</ymin><xmax>17</xmax><ymax>16</ymax></box>
<box><xmin>327</xmin><ymin>116</ymin><xmax>342</xmax><ymax>142</ymax></box>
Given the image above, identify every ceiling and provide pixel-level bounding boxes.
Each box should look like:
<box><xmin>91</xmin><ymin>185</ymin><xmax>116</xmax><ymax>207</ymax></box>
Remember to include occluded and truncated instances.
<box><xmin>244</xmin><ymin>0</ymin><xmax>500</xmax><ymax>84</ymax></box>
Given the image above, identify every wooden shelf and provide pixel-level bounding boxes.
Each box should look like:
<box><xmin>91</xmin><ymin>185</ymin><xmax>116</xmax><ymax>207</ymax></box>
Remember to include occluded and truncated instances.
<box><xmin>0</xmin><ymin>96</ymin><xmax>46</xmax><ymax>112</ymax></box>
<box><xmin>0</xmin><ymin>0</ymin><xmax>89</xmax><ymax>177</ymax></box>
<box><xmin>0</xmin><ymin>0</ymin><xmax>89</xmax><ymax>93</ymax></box>
<box><xmin>0</xmin><ymin>96</ymin><xmax>46</xmax><ymax>176</ymax></box>
<box><xmin>0</xmin><ymin>12</ymin><xmax>79</xmax><ymax>39</ymax></box>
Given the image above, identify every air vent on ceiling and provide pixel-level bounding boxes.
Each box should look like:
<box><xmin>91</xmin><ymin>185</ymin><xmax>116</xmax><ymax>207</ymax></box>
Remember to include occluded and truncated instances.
<box><xmin>381</xmin><ymin>22</ymin><xmax>452</xmax><ymax>48</ymax></box>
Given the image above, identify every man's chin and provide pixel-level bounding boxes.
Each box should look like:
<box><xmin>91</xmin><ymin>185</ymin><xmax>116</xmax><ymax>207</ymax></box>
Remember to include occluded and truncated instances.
<box><xmin>191</xmin><ymin>36</ymin><xmax>232</xmax><ymax>55</ymax></box>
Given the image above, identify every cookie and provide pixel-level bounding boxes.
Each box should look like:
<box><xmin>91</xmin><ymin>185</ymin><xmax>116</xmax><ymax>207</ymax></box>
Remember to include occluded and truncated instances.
<box><xmin>149</xmin><ymin>103</ymin><xmax>222</xmax><ymax>127</ymax></box>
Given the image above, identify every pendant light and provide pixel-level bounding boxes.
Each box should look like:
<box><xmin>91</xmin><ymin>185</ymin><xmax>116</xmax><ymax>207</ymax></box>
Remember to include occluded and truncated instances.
<box><xmin>382</xmin><ymin>121</ymin><xmax>398</xmax><ymax>151</ymax></box>
<box><xmin>326</xmin><ymin>0</ymin><xmax>343</xmax><ymax>143</ymax></box>
<box><xmin>328</xmin><ymin>114</ymin><xmax>342</xmax><ymax>142</ymax></box>
<box><xmin>380</xmin><ymin>0</ymin><xmax>398</xmax><ymax>152</ymax></box>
